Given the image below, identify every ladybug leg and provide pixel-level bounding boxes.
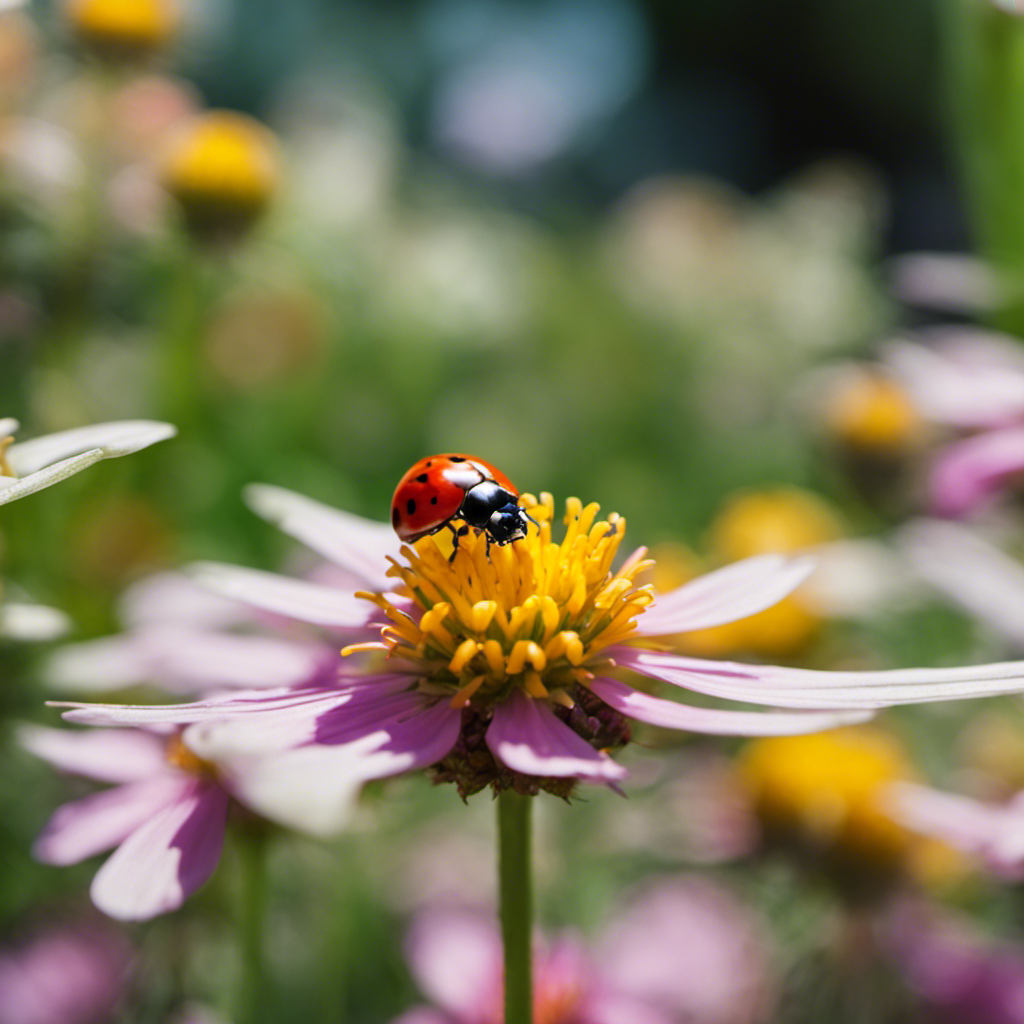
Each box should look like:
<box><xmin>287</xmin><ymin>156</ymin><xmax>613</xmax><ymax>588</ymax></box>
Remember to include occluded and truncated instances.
<box><xmin>523</xmin><ymin>511</ymin><xmax>541</xmax><ymax>533</ymax></box>
<box><xmin>446</xmin><ymin>523</ymin><xmax>471</xmax><ymax>563</ymax></box>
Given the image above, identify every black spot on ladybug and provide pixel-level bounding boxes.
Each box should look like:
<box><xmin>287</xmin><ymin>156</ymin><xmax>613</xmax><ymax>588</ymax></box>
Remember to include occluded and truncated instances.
<box><xmin>426</xmin><ymin>460</ymin><xmax>432</xmax><ymax>466</ymax></box>
<box><xmin>407</xmin><ymin>499</ymin><xmax>416</xmax><ymax>515</ymax></box>
<box><xmin>430</xmin><ymin>496</ymin><xmax>438</xmax><ymax>505</ymax></box>
<box><xmin>416</xmin><ymin>473</ymin><xmax>429</xmax><ymax>483</ymax></box>
<box><xmin>392</xmin><ymin>507</ymin><xmax>400</xmax><ymax>527</ymax></box>
<box><xmin>449</xmin><ymin>456</ymin><xmax>465</xmax><ymax>462</ymax></box>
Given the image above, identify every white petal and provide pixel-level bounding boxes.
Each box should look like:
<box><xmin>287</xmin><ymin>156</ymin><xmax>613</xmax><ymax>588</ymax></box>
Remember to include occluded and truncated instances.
<box><xmin>244</xmin><ymin>484</ymin><xmax>400</xmax><ymax>591</ymax></box>
<box><xmin>19</xmin><ymin>724</ymin><xmax>168</xmax><ymax>781</ymax></box>
<box><xmin>899</xmin><ymin>519</ymin><xmax>1024</xmax><ymax>648</ymax></box>
<box><xmin>7</xmin><ymin>420</ymin><xmax>176</xmax><ymax>475</ymax></box>
<box><xmin>121</xmin><ymin>571</ymin><xmax>253</xmax><ymax>630</ymax></box>
<box><xmin>42</xmin><ymin>635</ymin><xmax>151</xmax><ymax>692</ymax></box>
<box><xmin>188</xmin><ymin>562</ymin><xmax>371</xmax><ymax>630</ymax></box>
<box><xmin>0</xmin><ymin>417</ymin><xmax>18</xmax><ymax>439</ymax></box>
<box><xmin>0</xmin><ymin>602</ymin><xmax>70</xmax><ymax>641</ymax></box>
<box><xmin>636</xmin><ymin>554</ymin><xmax>814</xmax><ymax>636</ymax></box>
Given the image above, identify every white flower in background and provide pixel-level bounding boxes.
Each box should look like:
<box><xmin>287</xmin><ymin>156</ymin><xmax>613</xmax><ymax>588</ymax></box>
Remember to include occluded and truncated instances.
<box><xmin>0</xmin><ymin>418</ymin><xmax>176</xmax><ymax>641</ymax></box>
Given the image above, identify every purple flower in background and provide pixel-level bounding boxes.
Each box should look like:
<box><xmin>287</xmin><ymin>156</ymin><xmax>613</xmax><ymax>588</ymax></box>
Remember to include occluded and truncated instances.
<box><xmin>50</xmin><ymin>484</ymin><xmax>1024</xmax><ymax>824</ymax></box>
<box><xmin>0</xmin><ymin>916</ymin><xmax>131</xmax><ymax>1024</ymax></box>
<box><xmin>889</xmin><ymin>902</ymin><xmax>1024</xmax><ymax>1023</ymax></box>
<box><xmin>393</xmin><ymin>877</ymin><xmax>773</xmax><ymax>1024</ymax></box>
<box><xmin>884</xmin><ymin>331</ymin><xmax>1024</xmax><ymax>517</ymax></box>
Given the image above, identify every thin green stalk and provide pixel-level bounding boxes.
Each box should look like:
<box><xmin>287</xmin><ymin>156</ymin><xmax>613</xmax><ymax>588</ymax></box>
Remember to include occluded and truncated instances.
<box><xmin>498</xmin><ymin>789</ymin><xmax>533</xmax><ymax>1024</ymax></box>
<box><xmin>159</xmin><ymin>243</ymin><xmax>210</xmax><ymax>431</ymax></box>
<box><xmin>236</xmin><ymin>834</ymin><xmax>269</xmax><ymax>1024</ymax></box>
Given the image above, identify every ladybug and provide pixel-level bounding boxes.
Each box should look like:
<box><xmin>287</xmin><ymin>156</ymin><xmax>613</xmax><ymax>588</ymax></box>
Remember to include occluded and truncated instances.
<box><xmin>391</xmin><ymin>454</ymin><xmax>536</xmax><ymax>557</ymax></box>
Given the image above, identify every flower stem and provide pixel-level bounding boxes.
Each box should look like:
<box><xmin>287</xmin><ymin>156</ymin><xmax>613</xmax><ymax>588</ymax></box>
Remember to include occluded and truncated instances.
<box><xmin>498</xmin><ymin>789</ymin><xmax>533</xmax><ymax>1024</ymax></box>
<box><xmin>236</xmin><ymin>833</ymin><xmax>269</xmax><ymax>1024</ymax></box>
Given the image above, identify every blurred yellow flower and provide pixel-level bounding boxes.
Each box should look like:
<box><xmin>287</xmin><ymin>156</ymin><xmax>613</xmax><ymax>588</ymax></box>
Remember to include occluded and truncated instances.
<box><xmin>66</xmin><ymin>0</ymin><xmax>177</xmax><ymax>59</ymax></box>
<box><xmin>710</xmin><ymin>488</ymin><xmax>842</xmax><ymax>562</ymax></box>
<box><xmin>161</xmin><ymin>111</ymin><xmax>279</xmax><ymax>240</ymax></box>
<box><xmin>739</xmin><ymin>729</ymin><xmax>963</xmax><ymax>898</ymax></box>
<box><xmin>824</xmin><ymin>370</ymin><xmax>921</xmax><ymax>452</ymax></box>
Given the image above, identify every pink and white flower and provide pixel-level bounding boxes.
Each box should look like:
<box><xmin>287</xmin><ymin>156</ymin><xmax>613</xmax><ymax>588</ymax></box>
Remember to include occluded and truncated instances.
<box><xmin>884</xmin><ymin>331</ymin><xmax>1024</xmax><ymax>516</ymax></box>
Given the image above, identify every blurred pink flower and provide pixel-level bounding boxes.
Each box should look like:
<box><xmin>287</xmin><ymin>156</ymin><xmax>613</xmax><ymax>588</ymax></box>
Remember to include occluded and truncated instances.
<box><xmin>51</xmin><ymin>484</ymin><xmax>1024</xmax><ymax>823</ymax></box>
<box><xmin>889</xmin><ymin>253</ymin><xmax>999</xmax><ymax>314</ymax></box>
<box><xmin>888</xmin><ymin>902</ymin><xmax>1024</xmax><ymax>1023</ymax></box>
<box><xmin>0</xmin><ymin>917</ymin><xmax>131</xmax><ymax>1024</ymax></box>
<box><xmin>394</xmin><ymin>878</ymin><xmax>772</xmax><ymax>1024</ymax></box>
<box><xmin>885</xmin><ymin>331</ymin><xmax>1024</xmax><ymax>516</ymax></box>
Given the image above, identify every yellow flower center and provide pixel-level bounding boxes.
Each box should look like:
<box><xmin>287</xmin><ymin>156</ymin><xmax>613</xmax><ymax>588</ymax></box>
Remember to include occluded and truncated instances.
<box><xmin>825</xmin><ymin>372</ymin><xmax>921</xmax><ymax>451</ymax></box>
<box><xmin>66</xmin><ymin>0</ymin><xmax>177</xmax><ymax>56</ymax></box>
<box><xmin>348</xmin><ymin>494</ymin><xmax>654</xmax><ymax>711</ymax></box>
<box><xmin>0</xmin><ymin>436</ymin><xmax>15</xmax><ymax>478</ymax></box>
<box><xmin>165</xmin><ymin>732</ymin><xmax>216</xmax><ymax>778</ymax></box>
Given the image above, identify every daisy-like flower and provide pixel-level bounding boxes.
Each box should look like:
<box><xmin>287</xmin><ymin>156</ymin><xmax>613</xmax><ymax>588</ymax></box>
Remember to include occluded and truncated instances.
<box><xmin>22</xmin><ymin>719</ymin><xmax>364</xmax><ymax>921</ymax></box>
<box><xmin>52</xmin><ymin>484</ymin><xmax>1024</xmax><ymax>816</ymax></box>
<box><xmin>884</xmin><ymin>330</ymin><xmax>1024</xmax><ymax>517</ymax></box>
<box><xmin>393</xmin><ymin>878</ymin><xmax>773</xmax><ymax>1024</ymax></box>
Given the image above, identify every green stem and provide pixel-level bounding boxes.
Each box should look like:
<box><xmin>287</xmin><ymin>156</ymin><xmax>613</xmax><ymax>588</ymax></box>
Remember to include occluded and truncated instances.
<box><xmin>236</xmin><ymin>834</ymin><xmax>269</xmax><ymax>1024</ymax></box>
<box><xmin>498</xmin><ymin>789</ymin><xmax>533</xmax><ymax>1024</ymax></box>
<box><xmin>159</xmin><ymin>243</ymin><xmax>210</xmax><ymax>431</ymax></box>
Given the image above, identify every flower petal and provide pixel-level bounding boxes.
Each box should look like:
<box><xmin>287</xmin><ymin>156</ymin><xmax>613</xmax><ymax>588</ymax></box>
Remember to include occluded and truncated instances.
<box><xmin>20</xmin><ymin>725</ymin><xmax>168</xmax><ymax>782</ymax></box>
<box><xmin>34</xmin><ymin>776</ymin><xmax>190</xmax><ymax>866</ymax></box>
<box><xmin>486</xmin><ymin>691</ymin><xmax>627</xmax><ymax>782</ymax></box>
<box><xmin>7</xmin><ymin>421</ymin><xmax>177</xmax><ymax>474</ymax></box>
<box><xmin>615</xmin><ymin>646</ymin><xmax>1024</xmax><ymax>708</ymax></box>
<box><xmin>887</xmin><ymin>783</ymin><xmax>1024</xmax><ymax>877</ymax></box>
<box><xmin>899</xmin><ymin>519</ymin><xmax>1024</xmax><ymax>648</ymax></box>
<box><xmin>244</xmin><ymin>484</ymin><xmax>400</xmax><ymax>591</ymax></box>
<box><xmin>404</xmin><ymin>907</ymin><xmax>502</xmax><ymax>1019</ymax></box>
<box><xmin>0</xmin><ymin>602</ymin><xmax>71</xmax><ymax>641</ymax></box>
<box><xmin>585</xmin><ymin>677</ymin><xmax>872</xmax><ymax>736</ymax></box>
<box><xmin>0</xmin><ymin>421</ymin><xmax>175</xmax><ymax>506</ymax></box>
<box><xmin>635</xmin><ymin>554</ymin><xmax>814</xmax><ymax>636</ymax></box>
<box><xmin>929</xmin><ymin>425</ymin><xmax>1024</xmax><ymax>517</ymax></box>
<box><xmin>55</xmin><ymin>685</ymin><xmax>354</xmax><ymax>728</ymax></box>
<box><xmin>42</xmin><ymin>635</ymin><xmax>152</xmax><ymax>693</ymax></box>
<box><xmin>188</xmin><ymin>562</ymin><xmax>371</xmax><ymax>630</ymax></box>
<box><xmin>121</xmin><ymin>571</ymin><xmax>254</xmax><ymax>630</ymax></box>
<box><xmin>885</xmin><ymin>333</ymin><xmax>1024</xmax><ymax>428</ymax></box>
<box><xmin>90</xmin><ymin>781</ymin><xmax>228</xmax><ymax>921</ymax></box>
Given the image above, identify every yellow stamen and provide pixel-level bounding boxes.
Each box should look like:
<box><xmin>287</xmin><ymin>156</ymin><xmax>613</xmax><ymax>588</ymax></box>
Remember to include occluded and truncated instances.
<box><xmin>349</xmin><ymin>495</ymin><xmax>653</xmax><ymax>707</ymax></box>
<box><xmin>0</xmin><ymin>437</ymin><xmax>14</xmax><ymax>478</ymax></box>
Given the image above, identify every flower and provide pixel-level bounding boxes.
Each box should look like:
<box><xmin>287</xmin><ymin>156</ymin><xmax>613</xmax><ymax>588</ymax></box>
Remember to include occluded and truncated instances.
<box><xmin>23</xmin><ymin>720</ymin><xmax>354</xmax><ymax>921</ymax></box>
<box><xmin>65</xmin><ymin>0</ymin><xmax>178</xmax><ymax>60</ymax></box>
<box><xmin>737</xmin><ymin>728</ymin><xmax>960</xmax><ymax>899</ymax></box>
<box><xmin>0</xmin><ymin>916</ymin><xmax>131</xmax><ymax>1024</ymax></box>
<box><xmin>51</xmin><ymin>483</ymin><xmax>1024</xmax><ymax>822</ymax></box>
<box><xmin>161</xmin><ymin>112</ymin><xmax>279</xmax><ymax>241</ymax></box>
<box><xmin>393</xmin><ymin>877</ymin><xmax>773</xmax><ymax>1024</ymax></box>
<box><xmin>0</xmin><ymin>418</ymin><xmax>175</xmax><ymax>507</ymax></box>
<box><xmin>884</xmin><ymin>330</ymin><xmax>1024</xmax><ymax>517</ymax></box>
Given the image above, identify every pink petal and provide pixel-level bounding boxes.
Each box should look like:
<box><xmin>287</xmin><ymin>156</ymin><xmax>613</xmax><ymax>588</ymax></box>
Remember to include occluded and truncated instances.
<box><xmin>887</xmin><ymin>783</ymin><xmax>1024</xmax><ymax>877</ymax></box>
<box><xmin>244</xmin><ymin>484</ymin><xmax>401</xmax><ymax>591</ymax></box>
<box><xmin>138</xmin><ymin>626</ymin><xmax>338</xmax><ymax>692</ymax></box>
<box><xmin>188</xmin><ymin>562</ymin><xmax>372</xmax><ymax>630</ymax></box>
<box><xmin>899</xmin><ymin>519</ymin><xmax>1024</xmax><ymax>648</ymax></box>
<box><xmin>585</xmin><ymin>677</ymin><xmax>871</xmax><ymax>736</ymax></box>
<box><xmin>615</xmin><ymin>646</ymin><xmax>1024</xmax><ymax>709</ymax></box>
<box><xmin>486</xmin><ymin>692</ymin><xmax>627</xmax><ymax>782</ymax></box>
<box><xmin>34</xmin><ymin>776</ymin><xmax>190</xmax><ymax>866</ymax></box>
<box><xmin>885</xmin><ymin>332</ymin><xmax>1024</xmax><ymax>427</ymax></box>
<box><xmin>56</xmin><ymin>685</ymin><xmax>350</xmax><ymax>727</ymax></box>
<box><xmin>122</xmin><ymin>571</ymin><xmax>254</xmax><ymax>630</ymax></box>
<box><xmin>404</xmin><ymin>907</ymin><xmax>503</xmax><ymax>1018</ymax></box>
<box><xmin>930</xmin><ymin>424</ymin><xmax>1024</xmax><ymax>517</ymax></box>
<box><xmin>635</xmin><ymin>554</ymin><xmax>814</xmax><ymax>636</ymax></box>
<box><xmin>90</xmin><ymin>781</ymin><xmax>228</xmax><ymax>920</ymax></box>
<box><xmin>389</xmin><ymin>1011</ymin><xmax>453</xmax><ymax>1024</ymax></box>
<box><xmin>42</xmin><ymin>635</ymin><xmax>151</xmax><ymax>693</ymax></box>
<box><xmin>19</xmin><ymin>725</ymin><xmax>168</xmax><ymax>781</ymax></box>
<box><xmin>889</xmin><ymin>253</ymin><xmax>999</xmax><ymax>315</ymax></box>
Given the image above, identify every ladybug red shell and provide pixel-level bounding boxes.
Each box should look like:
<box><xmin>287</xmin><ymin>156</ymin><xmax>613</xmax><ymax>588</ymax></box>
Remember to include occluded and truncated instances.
<box><xmin>391</xmin><ymin>453</ymin><xmax>534</xmax><ymax>553</ymax></box>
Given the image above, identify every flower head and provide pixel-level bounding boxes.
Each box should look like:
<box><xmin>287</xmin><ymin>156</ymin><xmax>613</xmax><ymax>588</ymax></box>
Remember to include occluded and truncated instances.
<box><xmin>161</xmin><ymin>112</ymin><xmax>279</xmax><ymax>241</ymax></box>
<box><xmin>53</xmin><ymin>480</ymin><xmax>1024</xmax><ymax>832</ymax></box>
<box><xmin>65</xmin><ymin>0</ymin><xmax>178</xmax><ymax>60</ymax></box>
